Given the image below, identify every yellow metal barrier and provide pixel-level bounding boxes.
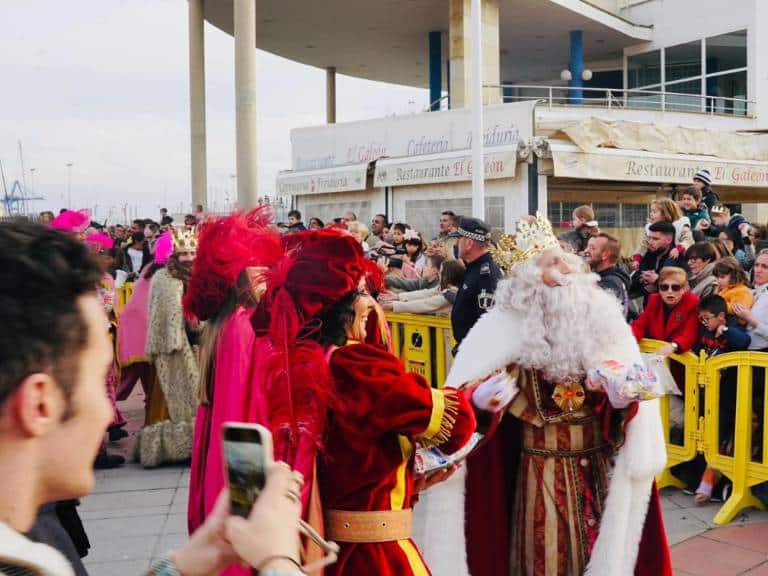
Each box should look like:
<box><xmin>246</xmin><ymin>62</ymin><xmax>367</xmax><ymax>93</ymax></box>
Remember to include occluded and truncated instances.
<box><xmin>640</xmin><ymin>339</ymin><xmax>768</xmax><ymax>524</ymax></box>
<box><xmin>387</xmin><ymin>312</ymin><xmax>454</xmax><ymax>389</ymax></box>
<box><xmin>703</xmin><ymin>352</ymin><xmax>768</xmax><ymax>524</ymax></box>
<box><xmin>640</xmin><ymin>339</ymin><xmax>702</xmax><ymax>491</ymax></box>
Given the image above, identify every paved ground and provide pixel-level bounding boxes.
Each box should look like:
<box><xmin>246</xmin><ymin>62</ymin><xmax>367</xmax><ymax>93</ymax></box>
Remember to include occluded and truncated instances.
<box><xmin>79</xmin><ymin>389</ymin><xmax>768</xmax><ymax>575</ymax></box>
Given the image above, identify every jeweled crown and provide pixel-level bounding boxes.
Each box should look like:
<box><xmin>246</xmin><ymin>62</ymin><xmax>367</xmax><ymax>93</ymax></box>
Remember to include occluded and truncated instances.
<box><xmin>172</xmin><ymin>227</ymin><xmax>199</xmax><ymax>253</ymax></box>
<box><xmin>490</xmin><ymin>212</ymin><xmax>560</xmax><ymax>275</ymax></box>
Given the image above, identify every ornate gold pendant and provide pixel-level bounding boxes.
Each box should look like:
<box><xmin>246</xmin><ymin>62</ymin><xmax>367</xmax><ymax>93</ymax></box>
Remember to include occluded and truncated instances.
<box><xmin>552</xmin><ymin>380</ymin><xmax>586</xmax><ymax>413</ymax></box>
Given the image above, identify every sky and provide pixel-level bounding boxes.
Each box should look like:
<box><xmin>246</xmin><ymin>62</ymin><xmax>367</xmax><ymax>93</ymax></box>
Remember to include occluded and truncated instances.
<box><xmin>0</xmin><ymin>0</ymin><xmax>427</xmax><ymax>222</ymax></box>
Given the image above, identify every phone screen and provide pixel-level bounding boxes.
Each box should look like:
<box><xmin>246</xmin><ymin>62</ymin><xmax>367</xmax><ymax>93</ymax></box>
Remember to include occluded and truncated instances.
<box><xmin>223</xmin><ymin>427</ymin><xmax>267</xmax><ymax>518</ymax></box>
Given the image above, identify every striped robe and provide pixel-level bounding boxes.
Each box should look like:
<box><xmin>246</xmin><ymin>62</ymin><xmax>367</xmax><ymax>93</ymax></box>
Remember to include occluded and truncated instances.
<box><xmin>507</xmin><ymin>368</ymin><xmax>630</xmax><ymax>576</ymax></box>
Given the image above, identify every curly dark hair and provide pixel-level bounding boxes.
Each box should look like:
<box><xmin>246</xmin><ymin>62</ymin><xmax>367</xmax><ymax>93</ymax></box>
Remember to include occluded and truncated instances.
<box><xmin>317</xmin><ymin>291</ymin><xmax>359</xmax><ymax>347</ymax></box>
<box><xmin>0</xmin><ymin>221</ymin><xmax>102</xmax><ymax>409</ymax></box>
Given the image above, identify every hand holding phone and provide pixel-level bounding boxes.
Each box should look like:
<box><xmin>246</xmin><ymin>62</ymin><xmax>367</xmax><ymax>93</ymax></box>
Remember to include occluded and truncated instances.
<box><xmin>223</xmin><ymin>423</ymin><xmax>274</xmax><ymax>518</ymax></box>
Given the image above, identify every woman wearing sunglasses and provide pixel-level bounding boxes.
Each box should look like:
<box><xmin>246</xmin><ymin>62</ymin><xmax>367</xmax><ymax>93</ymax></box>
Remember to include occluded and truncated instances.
<box><xmin>631</xmin><ymin>267</ymin><xmax>700</xmax><ymax>357</ymax></box>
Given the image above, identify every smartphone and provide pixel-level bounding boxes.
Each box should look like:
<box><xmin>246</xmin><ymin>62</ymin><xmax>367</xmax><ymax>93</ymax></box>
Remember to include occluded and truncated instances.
<box><xmin>222</xmin><ymin>422</ymin><xmax>274</xmax><ymax>518</ymax></box>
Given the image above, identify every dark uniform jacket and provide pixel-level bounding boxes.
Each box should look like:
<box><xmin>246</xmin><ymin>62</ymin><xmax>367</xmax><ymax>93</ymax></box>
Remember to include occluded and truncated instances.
<box><xmin>451</xmin><ymin>252</ymin><xmax>502</xmax><ymax>348</ymax></box>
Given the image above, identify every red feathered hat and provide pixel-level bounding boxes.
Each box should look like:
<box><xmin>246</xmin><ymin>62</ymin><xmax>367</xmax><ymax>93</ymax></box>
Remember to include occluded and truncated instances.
<box><xmin>183</xmin><ymin>207</ymin><xmax>282</xmax><ymax>321</ymax></box>
<box><xmin>268</xmin><ymin>228</ymin><xmax>367</xmax><ymax>326</ymax></box>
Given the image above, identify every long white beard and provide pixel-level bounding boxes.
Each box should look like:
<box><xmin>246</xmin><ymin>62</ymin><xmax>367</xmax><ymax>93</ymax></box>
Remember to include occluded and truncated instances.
<box><xmin>495</xmin><ymin>255</ymin><xmax>631</xmax><ymax>381</ymax></box>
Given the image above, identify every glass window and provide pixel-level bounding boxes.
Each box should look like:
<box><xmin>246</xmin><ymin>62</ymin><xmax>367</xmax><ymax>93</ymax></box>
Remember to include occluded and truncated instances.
<box><xmin>706</xmin><ymin>30</ymin><xmax>747</xmax><ymax>74</ymax></box>
<box><xmin>593</xmin><ymin>203</ymin><xmax>618</xmax><ymax>228</ymax></box>
<box><xmin>666</xmin><ymin>40</ymin><xmax>702</xmax><ymax>82</ymax></box>
<box><xmin>707</xmin><ymin>70</ymin><xmax>748</xmax><ymax>116</ymax></box>
<box><xmin>404</xmin><ymin>197</ymin><xmax>504</xmax><ymax>240</ymax></box>
<box><xmin>628</xmin><ymin>50</ymin><xmax>661</xmax><ymax>88</ymax></box>
<box><xmin>665</xmin><ymin>79</ymin><xmax>702</xmax><ymax>112</ymax></box>
<box><xmin>303</xmin><ymin>201</ymin><xmax>371</xmax><ymax>229</ymax></box>
<box><xmin>621</xmin><ymin>204</ymin><xmax>649</xmax><ymax>228</ymax></box>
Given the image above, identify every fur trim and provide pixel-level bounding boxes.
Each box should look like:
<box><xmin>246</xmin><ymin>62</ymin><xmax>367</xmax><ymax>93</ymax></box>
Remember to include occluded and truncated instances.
<box><xmin>585</xmin><ymin>400</ymin><xmax>666</xmax><ymax>575</ymax></box>
<box><xmin>412</xmin><ymin>466</ymin><xmax>469</xmax><ymax>576</ymax></box>
<box><xmin>445</xmin><ymin>307</ymin><xmax>523</xmax><ymax>389</ymax></box>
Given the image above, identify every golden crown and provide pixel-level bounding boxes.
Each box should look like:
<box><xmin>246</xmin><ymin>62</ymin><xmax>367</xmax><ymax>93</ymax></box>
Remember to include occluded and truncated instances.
<box><xmin>172</xmin><ymin>227</ymin><xmax>199</xmax><ymax>253</ymax></box>
<box><xmin>490</xmin><ymin>212</ymin><xmax>560</xmax><ymax>275</ymax></box>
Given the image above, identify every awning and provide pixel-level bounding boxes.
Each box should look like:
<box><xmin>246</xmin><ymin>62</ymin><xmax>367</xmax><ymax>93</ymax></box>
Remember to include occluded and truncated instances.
<box><xmin>277</xmin><ymin>163</ymin><xmax>369</xmax><ymax>196</ymax></box>
<box><xmin>548</xmin><ymin>140</ymin><xmax>768</xmax><ymax>188</ymax></box>
<box><xmin>373</xmin><ymin>146</ymin><xmax>518</xmax><ymax>187</ymax></box>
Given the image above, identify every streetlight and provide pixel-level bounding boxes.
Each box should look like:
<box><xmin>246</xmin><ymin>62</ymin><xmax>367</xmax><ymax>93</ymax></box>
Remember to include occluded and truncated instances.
<box><xmin>65</xmin><ymin>162</ymin><xmax>73</xmax><ymax>209</ymax></box>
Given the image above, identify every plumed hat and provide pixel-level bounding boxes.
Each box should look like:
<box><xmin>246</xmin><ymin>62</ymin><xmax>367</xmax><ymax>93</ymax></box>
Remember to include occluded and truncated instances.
<box><xmin>269</xmin><ymin>228</ymin><xmax>367</xmax><ymax>327</ymax></box>
<box><xmin>183</xmin><ymin>207</ymin><xmax>281</xmax><ymax>321</ymax></box>
<box><xmin>51</xmin><ymin>209</ymin><xmax>91</xmax><ymax>234</ymax></box>
<box><xmin>84</xmin><ymin>232</ymin><xmax>114</xmax><ymax>252</ymax></box>
<box><xmin>153</xmin><ymin>231</ymin><xmax>174</xmax><ymax>265</ymax></box>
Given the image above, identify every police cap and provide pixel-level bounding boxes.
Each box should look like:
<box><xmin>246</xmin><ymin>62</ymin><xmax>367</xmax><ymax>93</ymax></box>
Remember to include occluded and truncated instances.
<box><xmin>457</xmin><ymin>217</ymin><xmax>491</xmax><ymax>243</ymax></box>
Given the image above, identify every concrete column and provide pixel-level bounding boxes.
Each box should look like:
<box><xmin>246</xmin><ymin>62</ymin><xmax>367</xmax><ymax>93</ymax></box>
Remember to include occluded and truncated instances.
<box><xmin>234</xmin><ymin>0</ymin><xmax>258</xmax><ymax>210</ymax></box>
<box><xmin>429</xmin><ymin>31</ymin><xmax>442</xmax><ymax>111</ymax></box>
<box><xmin>569</xmin><ymin>30</ymin><xmax>584</xmax><ymax>104</ymax></box>
<box><xmin>188</xmin><ymin>0</ymin><xmax>208</xmax><ymax>211</ymax></box>
<box><xmin>326</xmin><ymin>67</ymin><xmax>337</xmax><ymax>124</ymax></box>
<box><xmin>448</xmin><ymin>0</ymin><xmax>500</xmax><ymax>108</ymax></box>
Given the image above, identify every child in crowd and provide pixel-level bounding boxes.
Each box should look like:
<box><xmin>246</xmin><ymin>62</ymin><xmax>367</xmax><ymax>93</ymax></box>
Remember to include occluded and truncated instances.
<box><xmin>560</xmin><ymin>205</ymin><xmax>599</xmax><ymax>254</ymax></box>
<box><xmin>403</xmin><ymin>229</ymin><xmax>426</xmax><ymax>274</ymax></box>
<box><xmin>632</xmin><ymin>198</ymin><xmax>694</xmax><ymax>270</ymax></box>
<box><xmin>678</xmin><ymin>186</ymin><xmax>710</xmax><ymax>231</ymax></box>
<box><xmin>693</xmin><ymin>294</ymin><xmax>751</xmax><ymax>503</ymax></box>
<box><xmin>714</xmin><ymin>256</ymin><xmax>754</xmax><ymax>318</ymax></box>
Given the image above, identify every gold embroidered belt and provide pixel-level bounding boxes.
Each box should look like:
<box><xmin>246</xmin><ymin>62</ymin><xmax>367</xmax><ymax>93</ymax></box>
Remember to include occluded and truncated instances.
<box><xmin>522</xmin><ymin>444</ymin><xmax>608</xmax><ymax>458</ymax></box>
<box><xmin>325</xmin><ymin>509</ymin><xmax>412</xmax><ymax>543</ymax></box>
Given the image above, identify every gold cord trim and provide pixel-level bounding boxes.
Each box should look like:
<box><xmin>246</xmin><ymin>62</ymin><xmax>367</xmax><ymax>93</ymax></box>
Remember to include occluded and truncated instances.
<box><xmin>416</xmin><ymin>388</ymin><xmax>460</xmax><ymax>448</ymax></box>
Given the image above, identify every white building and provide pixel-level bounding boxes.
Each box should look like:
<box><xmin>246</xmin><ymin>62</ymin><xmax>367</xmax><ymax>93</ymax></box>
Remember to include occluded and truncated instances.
<box><xmin>194</xmin><ymin>0</ymin><xmax>768</xmax><ymax>243</ymax></box>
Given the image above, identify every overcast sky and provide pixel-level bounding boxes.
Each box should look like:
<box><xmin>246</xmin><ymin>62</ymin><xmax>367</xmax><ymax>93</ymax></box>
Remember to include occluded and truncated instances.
<box><xmin>0</xmin><ymin>0</ymin><xmax>427</xmax><ymax>222</ymax></box>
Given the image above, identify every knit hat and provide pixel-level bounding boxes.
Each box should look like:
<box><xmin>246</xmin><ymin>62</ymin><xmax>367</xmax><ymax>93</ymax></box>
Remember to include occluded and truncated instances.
<box><xmin>694</xmin><ymin>169</ymin><xmax>712</xmax><ymax>186</ymax></box>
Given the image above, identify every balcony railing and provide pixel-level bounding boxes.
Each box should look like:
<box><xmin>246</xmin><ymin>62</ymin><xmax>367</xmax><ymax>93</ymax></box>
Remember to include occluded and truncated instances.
<box><xmin>427</xmin><ymin>85</ymin><xmax>755</xmax><ymax>118</ymax></box>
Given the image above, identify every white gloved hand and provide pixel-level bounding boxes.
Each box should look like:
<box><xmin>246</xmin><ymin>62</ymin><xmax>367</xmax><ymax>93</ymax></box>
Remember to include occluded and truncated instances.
<box><xmin>472</xmin><ymin>371</ymin><xmax>519</xmax><ymax>412</ymax></box>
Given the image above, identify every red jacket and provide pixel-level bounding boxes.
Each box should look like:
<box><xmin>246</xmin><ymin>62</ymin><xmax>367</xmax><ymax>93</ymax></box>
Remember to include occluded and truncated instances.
<box><xmin>631</xmin><ymin>291</ymin><xmax>700</xmax><ymax>352</ymax></box>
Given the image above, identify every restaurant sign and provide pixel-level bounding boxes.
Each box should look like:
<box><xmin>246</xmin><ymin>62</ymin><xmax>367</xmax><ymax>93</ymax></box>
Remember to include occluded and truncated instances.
<box><xmin>553</xmin><ymin>150</ymin><xmax>768</xmax><ymax>188</ymax></box>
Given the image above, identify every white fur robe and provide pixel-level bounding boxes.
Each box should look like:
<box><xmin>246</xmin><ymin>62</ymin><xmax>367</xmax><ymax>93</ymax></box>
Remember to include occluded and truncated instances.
<box><xmin>413</xmin><ymin>267</ymin><xmax>667</xmax><ymax>576</ymax></box>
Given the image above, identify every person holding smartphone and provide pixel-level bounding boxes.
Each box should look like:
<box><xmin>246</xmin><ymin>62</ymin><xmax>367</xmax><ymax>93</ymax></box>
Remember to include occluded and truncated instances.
<box><xmin>0</xmin><ymin>221</ymin><xmax>305</xmax><ymax>576</ymax></box>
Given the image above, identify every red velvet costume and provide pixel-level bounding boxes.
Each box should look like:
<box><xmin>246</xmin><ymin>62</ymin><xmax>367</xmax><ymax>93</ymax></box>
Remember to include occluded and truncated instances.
<box><xmin>319</xmin><ymin>343</ymin><xmax>476</xmax><ymax>576</ymax></box>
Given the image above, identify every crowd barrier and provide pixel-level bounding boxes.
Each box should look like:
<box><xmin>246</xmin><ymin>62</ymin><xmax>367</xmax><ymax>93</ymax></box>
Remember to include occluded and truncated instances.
<box><xmin>111</xmin><ymin>284</ymin><xmax>768</xmax><ymax>526</ymax></box>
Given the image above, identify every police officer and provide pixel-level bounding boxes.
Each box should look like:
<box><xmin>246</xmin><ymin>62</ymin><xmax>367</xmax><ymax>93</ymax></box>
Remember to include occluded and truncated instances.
<box><xmin>451</xmin><ymin>217</ymin><xmax>502</xmax><ymax>350</ymax></box>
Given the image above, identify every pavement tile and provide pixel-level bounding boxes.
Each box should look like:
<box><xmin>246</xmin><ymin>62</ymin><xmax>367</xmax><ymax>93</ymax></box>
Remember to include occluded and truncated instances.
<box><xmin>80</xmin><ymin>488</ymin><xmax>175</xmax><ymax>511</ymax></box>
<box><xmin>703</xmin><ymin>523</ymin><xmax>768</xmax><ymax>554</ymax></box>
<box><xmin>163</xmin><ymin>513</ymin><xmax>189</xmax><ymax>535</ymax></box>
<box><xmin>90</xmin><ymin>472</ymin><xmax>183</xmax><ymax>494</ymax></box>
<box><xmin>155</xmin><ymin>533</ymin><xmax>189</xmax><ymax>556</ymax></box>
<box><xmin>82</xmin><ymin>560</ymin><xmax>150</xmax><ymax>576</ymax></box>
<box><xmin>660</xmin><ymin>508</ymin><xmax>709</xmax><ymax>546</ymax></box>
<box><xmin>744</xmin><ymin>561</ymin><xmax>768</xmax><ymax>575</ymax></box>
<box><xmin>671</xmin><ymin>535</ymin><xmax>767</xmax><ymax>576</ymax></box>
<box><xmin>80</xmin><ymin>505</ymin><xmax>171</xmax><ymax>520</ymax></box>
<box><xmin>83</xmin><ymin>514</ymin><xmax>167</xmax><ymax>538</ymax></box>
<box><xmin>84</xmin><ymin>534</ymin><xmax>158</xmax><ymax>563</ymax></box>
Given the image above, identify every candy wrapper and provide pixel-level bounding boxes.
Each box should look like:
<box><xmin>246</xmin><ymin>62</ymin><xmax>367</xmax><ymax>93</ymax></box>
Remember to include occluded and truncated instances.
<box><xmin>587</xmin><ymin>360</ymin><xmax>666</xmax><ymax>408</ymax></box>
<box><xmin>415</xmin><ymin>432</ymin><xmax>484</xmax><ymax>475</ymax></box>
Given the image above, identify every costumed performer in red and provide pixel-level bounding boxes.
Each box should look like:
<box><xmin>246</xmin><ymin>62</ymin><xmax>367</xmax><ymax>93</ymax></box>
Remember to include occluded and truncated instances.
<box><xmin>292</xmin><ymin>237</ymin><xmax>477</xmax><ymax>576</ymax></box>
<box><xmin>415</xmin><ymin>213</ymin><xmax>672</xmax><ymax>576</ymax></box>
